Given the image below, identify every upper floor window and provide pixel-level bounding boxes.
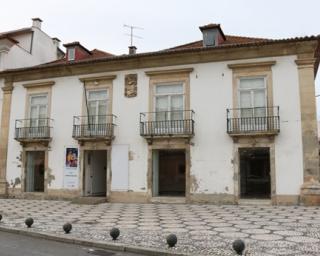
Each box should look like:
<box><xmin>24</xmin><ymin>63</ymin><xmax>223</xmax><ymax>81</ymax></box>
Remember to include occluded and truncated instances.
<box><xmin>68</xmin><ymin>47</ymin><xmax>75</xmax><ymax>61</ymax></box>
<box><xmin>154</xmin><ymin>83</ymin><xmax>184</xmax><ymax>121</ymax></box>
<box><xmin>29</xmin><ymin>94</ymin><xmax>48</xmax><ymax>127</ymax></box>
<box><xmin>238</xmin><ymin>77</ymin><xmax>266</xmax><ymax>117</ymax></box>
<box><xmin>86</xmin><ymin>89</ymin><xmax>108</xmax><ymax>124</ymax></box>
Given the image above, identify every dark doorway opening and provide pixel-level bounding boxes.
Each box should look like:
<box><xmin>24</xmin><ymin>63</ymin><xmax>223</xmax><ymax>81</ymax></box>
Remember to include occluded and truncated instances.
<box><xmin>240</xmin><ymin>148</ymin><xmax>271</xmax><ymax>199</ymax></box>
<box><xmin>26</xmin><ymin>151</ymin><xmax>45</xmax><ymax>192</ymax></box>
<box><xmin>153</xmin><ymin>150</ymin><xmax>186</xmax><ymax>197</ymax></box>
<box><xmin>84</xmin><ymin>150</ymin><xmax>107</xmax><ymax>197</ymax></box>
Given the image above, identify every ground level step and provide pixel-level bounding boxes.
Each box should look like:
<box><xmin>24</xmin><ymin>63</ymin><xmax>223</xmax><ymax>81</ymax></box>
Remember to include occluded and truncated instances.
<box><xmin>71</xmin><ymin>197</ymin><xmax>107</xmax><ymax>205</ymax></box>
<box><xmin>238</xmin><ymin>199</ymin><xmax>271</xmax><ymax>205</ymax></box>
<box><xmin>151</xmin><ymin>196</ymin><xmax>186</xmax><ymax>204</ymax></box>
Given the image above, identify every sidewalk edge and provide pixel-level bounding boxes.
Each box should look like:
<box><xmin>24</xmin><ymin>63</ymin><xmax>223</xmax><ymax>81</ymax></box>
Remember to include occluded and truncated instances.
<box><xmin>0</xmin><ymin>226</ymin><xmax>188</xmax><ymax>256</ymax></box>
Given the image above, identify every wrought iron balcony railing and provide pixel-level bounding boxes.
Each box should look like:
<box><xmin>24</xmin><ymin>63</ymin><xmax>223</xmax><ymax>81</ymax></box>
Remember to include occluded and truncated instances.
<box><xmin>72</xmin><ymin>115</ymin><xmax>116</xmax><ymax>140</ymax></box>
<box><xmin>15</xmin><ymin>118</ymin><xmax>53</xmax><ymax>142</ymax></box>
<box><xmin>227</xmin><ymin>106</ymin><xmax>280</xmax><ymax>135</ymax></box>
<box><xmin>140</xmin><ymin>110</ymin><xmax>195</xmax><ymax>137</ymax></box>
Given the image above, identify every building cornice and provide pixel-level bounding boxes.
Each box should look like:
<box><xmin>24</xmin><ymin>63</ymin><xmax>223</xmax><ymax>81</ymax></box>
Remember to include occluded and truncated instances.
<box><xmin>79</xmin><ymin>75</ymin><xmax>117</xmax><ymax>83</ymax></box>
<box><xmin>0</xmin><ymin>39</ymin><xmax>318</xmax><ymax>83</ymax></box>
<box><xmin>228</xmin><ymin>61</ymin><xmax>276</xmax><ymax>70</ymax></box>
<box><xmin>23</xmin><ymin>81</ymin><xmax>55</xmax><ymax>89</ymax></box>
<box><xmin>1</xmin><ymin>85</ymin><xmax>13</xmax><ymax>93</ymax></box>
<box><xmin>295</xmin><ymin>58</ymin><xmax>316</xmax><ymax>69</ymax></box>
<box><xmin>145</xmin><ymin>68</ymin><xmax>194</xmax><ymax>76</ymax></box>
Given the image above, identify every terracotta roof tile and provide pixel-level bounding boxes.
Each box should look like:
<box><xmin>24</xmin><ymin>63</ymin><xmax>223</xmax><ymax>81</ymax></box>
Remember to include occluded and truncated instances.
<box><xmin>167</xmin><ymin>35</ymin><xmax>273</xmax><ymax>51</ymax></box>
<box><xmin>41</xmin><ymin>48</ymin><xmax>114</xmax><ymax>65</ymax></box>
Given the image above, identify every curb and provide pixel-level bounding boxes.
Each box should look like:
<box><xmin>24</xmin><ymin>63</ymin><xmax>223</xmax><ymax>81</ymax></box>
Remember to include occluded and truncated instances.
<box><xmin>0</xmin><ymin>226</ymin><xmax>188</xmax><ymax>256</ymax></box>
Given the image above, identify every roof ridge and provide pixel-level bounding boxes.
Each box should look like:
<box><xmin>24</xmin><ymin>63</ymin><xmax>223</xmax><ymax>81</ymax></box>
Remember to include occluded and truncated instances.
<box><xmin>165</xmin><ymin>39</ymin><xmax>203</xmax><ymax>50</ymax></box>
<box><xmin>225</xmin><ymin>34</ymin><xmax>273</xmax><ymax>41</ymax></box>
<box><xmin>91</xmin><ymin>48</ymin><xmax>114</xmax><ymax>56</ymax></box>
<box><xmin>0</xmin><ymin>27</ymin><xmax>32</xmax><ymax>37</ymax></box>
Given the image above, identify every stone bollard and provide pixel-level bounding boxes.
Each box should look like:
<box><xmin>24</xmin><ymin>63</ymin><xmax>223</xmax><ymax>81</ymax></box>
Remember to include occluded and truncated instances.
<box><xmin>25</xmin><ymin>218</ymin><xmax>34</xmax><ymax>228</ymax></box>
<box><xmin>63</xmin><ymin>223</ymin><xmax>72</xmax><ymax>234</ymax></box>
<box><xmin>110</xmin><ymin>228</ymin><xmax>120</xmax><ymax>240</ymax></box>
<box><xmin>166</xmin><ymin>234</ymin><xmax>178</xmax><ymax>248</ymax></box>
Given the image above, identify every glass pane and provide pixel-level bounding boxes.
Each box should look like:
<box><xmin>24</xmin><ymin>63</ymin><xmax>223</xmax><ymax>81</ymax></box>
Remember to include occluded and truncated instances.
<box><xmin>38</xmin><ymin>105</ymin><xmax>47</xmax><ymax>126</ymax></box>
<box><xmin>30</xmin><ymin>106</ymin><xmax>38</xmax><ymax>119</ymax></box>
<box><xmin>31</xmin><ymin>95</ymin><xmax>47</xmax><ymax>105</ymax></box>
<box><xmin>88</xmin><ymin>102</ymin><xmax>96</xmax><ymax>116</ymax></box>
<box><xmin>98</xmin><ymin>115</ymin><xmax>107</xmax><ymax>124</ymax></box>
<box><xmin>88</xmin><ymin>90</ymin><xmax>108</xmax><ymax>101</ymax></box>
<box><xmin>239</xmin><ymin>78</ymin><xmax>265</xmax><ymax>89</ymax></box>
<box><xmin>171</xmin><ymin>95</ymin><xmax>183</xmax><ymax>120</ymax></box>
<box><xmin>254</xmin><ymin>90</ymin><xmax>266</xmax><ymax>107</ymax></box>
<box><xmin>255</xmin><ymin>108</ymin><xmax>266</xmax><ymax>117</ymax></box>
<box><xmin>239</xmin><ymin>91</ymin><xmax>251</xmax><ymax>108</ymax></box>
<box><xmin>155</xmin><ymin>84</ymin><xmax>183</xmax><ymax>94</ymax></box>
<box><xmin>155</xmin><ymin>96</ymin><xmax>168</xmax><ymax>122</ymax></box>
<box><xmin>155</xmin><ymin>96</ymin><xmax>168</xmax><ymax>112</ymax></box>
<box><xmin>39</xmin><ymin>105</ymin><xmax>47</xmax><ymax>118</ymax></box>
<box><xmin>98</xmin><ymin>103</ymin><xmax>107</xmax><ymax>115</ymax></box>
<box><xmin>240</xmin><ymin>108</ymin><xmax>253</xmax><ymax>118</ymax></box>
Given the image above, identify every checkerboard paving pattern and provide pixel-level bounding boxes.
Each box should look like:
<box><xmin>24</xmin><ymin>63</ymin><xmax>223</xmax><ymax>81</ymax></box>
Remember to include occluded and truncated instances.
<box><xmin>0</xmin><ymin>199</ymin><xmax>320</xmax><ymax>255</ymax></box>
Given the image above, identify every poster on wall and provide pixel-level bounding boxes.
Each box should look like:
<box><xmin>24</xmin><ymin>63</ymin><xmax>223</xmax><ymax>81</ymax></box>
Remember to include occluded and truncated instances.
<box><xmin>63</xmin><ymin>147</ymin><xmax>79</xmax><ymax>189</ymax></box>
<box><xmin>65</xmin><ymin>147</ymin><xmax>78</xmax><ymax>168</ymax></box>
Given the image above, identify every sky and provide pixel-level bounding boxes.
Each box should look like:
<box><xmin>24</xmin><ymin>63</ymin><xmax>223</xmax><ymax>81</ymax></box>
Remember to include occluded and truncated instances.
<box><xmin>1</xmin><ymin>0</ymin><xmax>320</xmax><ymax>116</ymax></box>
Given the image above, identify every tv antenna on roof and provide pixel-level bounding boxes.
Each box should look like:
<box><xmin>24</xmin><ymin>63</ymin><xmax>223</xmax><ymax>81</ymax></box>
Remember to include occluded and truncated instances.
<box><xmin>124</xmin><ymin>24</ymin><xmax>143</xmax><ymax>46</ymax></box>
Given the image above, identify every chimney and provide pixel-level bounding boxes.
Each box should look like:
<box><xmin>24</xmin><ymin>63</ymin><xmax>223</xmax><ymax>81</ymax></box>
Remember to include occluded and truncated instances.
<box><xmin>52</xmin><ymin>37</ymin><xmax>61</xmax><ymax>48</ymax></box>
<box><xmin>32</xmin><ymin>18</ymin><xmax>43</xmax><ymax>30</ymax></box>
<box><xmin>129</xmin><ymin>46</ymin><xmax>137</xmax><ymax>55</ymax></box>
<box><xmin>199</xmin><ymin>23</ymin><xmax>226</xmax><ymax>47</ymax></box>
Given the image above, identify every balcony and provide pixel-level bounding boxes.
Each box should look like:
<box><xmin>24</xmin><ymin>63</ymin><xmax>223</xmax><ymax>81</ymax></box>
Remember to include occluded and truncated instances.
<box><xmin>15</xmin><ymin>118</ymin><xmax>53</xmax><ymax>144</ymax></box>
<box><xmin>140</xmin><ymin>110</ymin><xmax>195</xmax><ymax>141</ymax></box>
<box><xmin>227</xmin><ymin>106</ymin><xmax>280</xmax><ymax>136</ymax></box>
<box><xmin>72</xmin><ymin>115</ymin><xmax>116</xmax><ymax>144</ymax></box>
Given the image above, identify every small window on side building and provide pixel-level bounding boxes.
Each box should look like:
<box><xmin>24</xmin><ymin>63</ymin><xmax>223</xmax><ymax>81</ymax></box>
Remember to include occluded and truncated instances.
<box><xmin>68</xmin><ymin>47</ymin><xmax>75</xmax><ymax>61</ymax></box>
<box><xmin>203</xmin><ymin>30</ymin><xmax>216</xmax><ymax>47</ymax></box>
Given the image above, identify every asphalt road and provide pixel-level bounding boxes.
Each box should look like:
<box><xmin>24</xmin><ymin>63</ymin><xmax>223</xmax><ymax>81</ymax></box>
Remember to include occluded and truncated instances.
<box><xmin>0</xmin><ymin>231</ymin><xmax>140</xmax><ymax>256</ymax></box>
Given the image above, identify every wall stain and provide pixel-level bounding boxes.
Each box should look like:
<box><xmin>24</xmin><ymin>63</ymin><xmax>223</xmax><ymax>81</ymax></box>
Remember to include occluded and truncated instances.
<box><xmin>233</xmin><ymin>172</ymin><xmax>239</xmax><ymax>182</ymax></box>
<box><xmin>47</xmin><ymin>168</ymin><xmax>55</xmax><ymax>186</ymax></box>
<box><xmin>190</xmin><ymin>175</ymin><xmax>199</xmax><ymax>193</ymax></box>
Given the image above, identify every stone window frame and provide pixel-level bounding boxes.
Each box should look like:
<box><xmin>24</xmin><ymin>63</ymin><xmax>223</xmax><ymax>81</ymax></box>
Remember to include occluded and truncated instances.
<box><xmin>23</xmin><ymin>81</ymin><xmax>54</xmax><ymax>120</ymax></box>
<box><xmin>228</xmin><ymin>61</ymin><xmax>276</xmax><ymax>118</ymax></box>
<box><xmin>79</xmin><ymin>75</ymin><xmax>116</xmax><ymax>118</ymax></box>
<box><xmin>145</xmin><ymin>68</ymin><xmax>193</xmax><ymax>117</ymax></box>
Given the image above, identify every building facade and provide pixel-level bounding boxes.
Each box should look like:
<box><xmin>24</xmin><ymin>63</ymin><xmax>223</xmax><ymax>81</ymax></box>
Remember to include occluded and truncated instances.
<box><xmin>0</xmin><ymin>24</ymin><xmax>319</xmax><ymax>205</ymax></box>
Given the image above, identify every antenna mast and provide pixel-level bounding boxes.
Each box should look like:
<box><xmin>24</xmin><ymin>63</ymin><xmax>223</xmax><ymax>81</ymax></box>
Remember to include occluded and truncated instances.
<box><xmin>124</xmin><ymin>24</ymin><xmax>143</xmax><ymax>46</ymax></box>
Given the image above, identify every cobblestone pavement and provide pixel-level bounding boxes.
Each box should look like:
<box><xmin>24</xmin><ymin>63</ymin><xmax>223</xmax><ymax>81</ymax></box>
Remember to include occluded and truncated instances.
<box><xmin>0</xmin><ymin>199</ymin><xmax>319</xmax><ymax>255</ymax></box>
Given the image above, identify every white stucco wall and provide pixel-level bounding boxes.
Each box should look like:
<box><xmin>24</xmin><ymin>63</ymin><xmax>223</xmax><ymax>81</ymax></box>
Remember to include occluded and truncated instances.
<box><xmin>190</xmin><ymin>62</ymin><xmax>234</xmax><ymax>194</ymax></box>
<box><xmin>5</xmin><ymin>55</ymin><xmax>305</xmax><ymax>197</ymax></box>
<box><xmin>11</xmin><ymin>33</ymin><xmax>32</xmax><ymax>53</ymax></box>
<box><xmin>272</xmin><ymin>56</ymin><xmax>304</xmax><ymax>195</ymax></box>
<box><xmin>0</xmin><ymin>27</ymin><xmax>59</xmax><ymax>71</ymax></box>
